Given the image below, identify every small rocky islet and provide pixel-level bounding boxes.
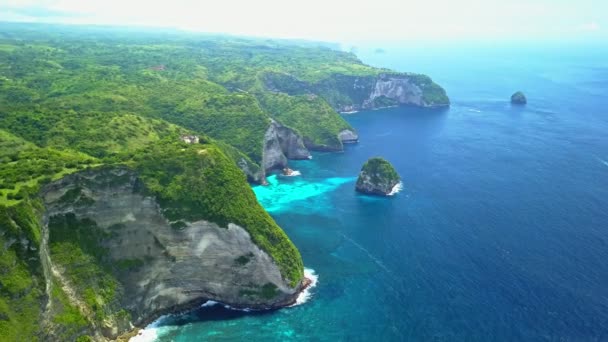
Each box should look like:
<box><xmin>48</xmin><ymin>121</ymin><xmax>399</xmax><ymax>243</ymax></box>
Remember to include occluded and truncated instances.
<box><xmin>511</xmin><ymin>91</ymin><xmax>527</xmax><ymax>105</ymax></box>
<box><xmin>355</xmin><ymin>157</ymin><xmax>401</xmax><ymax>196</ymax></box>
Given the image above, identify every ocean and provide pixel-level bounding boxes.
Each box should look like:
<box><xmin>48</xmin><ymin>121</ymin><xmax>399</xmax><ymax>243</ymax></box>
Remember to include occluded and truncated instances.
<box><xmin>135</xmin><ymin>42</ymin><xmax>608</xmax><ymax>341</ymax></box>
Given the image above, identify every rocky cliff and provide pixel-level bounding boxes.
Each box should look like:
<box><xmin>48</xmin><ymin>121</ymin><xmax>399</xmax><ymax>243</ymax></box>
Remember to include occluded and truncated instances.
<box><xmin>362</xmin><ymin>74</ymin><xmax>425</xmax><ymax>108</ymax></box>
<box><xmin>39</xmin><ymin>167</ymin><xmax>304</xmax><ymax>340</ymax></box>
<box><xmin>338</xmin><ymin>129</ymin><xmax>359</xmax><ymax>144</ymax></box>
<box><xmin>256</xmin><ymin>71</ymin><xmax>446</xmax><ymax>158</ymax></box>
<box><xmin>262</xmin><ymin>120</ymin><xmax>311</xmax><ymax>173</ymax></box>
<box><xmin>314</xmin><ymin>73</ymin><xmax>450</xmax><ymax>112</ymax></box>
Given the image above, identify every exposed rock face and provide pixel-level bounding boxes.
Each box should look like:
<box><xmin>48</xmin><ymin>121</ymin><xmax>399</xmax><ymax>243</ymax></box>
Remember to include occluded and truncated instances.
<box><xmin>262</xmin><ymin>120</ymin><xmax>311</xmax><ymax>172</ymax></box>
<box><xmin>40</xmin><ymin>168</ymin><xmax>302</xmax><ymax>339</ymax></box>
<box><xmin>315</xmin><ymin>73</ymin><xmax>449</xmax><ymax>112</ymax></box>
<box><xmin>511</xmin><ymin>91</ymin><xmax>527</xmax><ymax>105</ymax></box>
<box><xmin>362</xmin><ymin>74</ymin><xmax>424</xmax><ymax>108</ymax></box>
<box><xmin>355</xmin><ymin>157</ymin><xmax>401</xmax><ymax>196</ymax></box>
<box><xmin>338</xmin><ymin>129</ymin><xmax>359</xmax><ymax>144</ymax></box>
<box><xmin>237</xmin><ymin>157</ymin><xmax>264</xmax><ymax>183</ymax></box>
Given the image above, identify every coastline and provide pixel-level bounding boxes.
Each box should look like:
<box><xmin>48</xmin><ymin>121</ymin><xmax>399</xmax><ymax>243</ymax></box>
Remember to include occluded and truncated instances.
<box><xmin>124</xmin><ymin>275</ymin><xmax>314</xmax><ymax>341</ymax></box>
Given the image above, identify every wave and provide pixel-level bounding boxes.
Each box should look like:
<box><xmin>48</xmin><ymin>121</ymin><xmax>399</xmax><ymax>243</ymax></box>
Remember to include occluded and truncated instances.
<box><xmin>467</xmin><ymin>108</ymin><xmax>482</xmax><ymax>113</ymax></box>
<box><xmin>290</xmin><ymin>268</ymin><xmax>319</xmax><ymax>307</ymax></box>
<box><xmin>282</xmin><ymin>170</ymin><xmax>302</xmax><ymax>177</ymax></box>
<box><xmin>388</xmin><ymin>182</ymin><xmax>403</xmax><ymax>196</ymax></box>
<box><xmin>129</xmin><ymin>313</ymin><xmax>173</xmax><ymax>342</ymax></box>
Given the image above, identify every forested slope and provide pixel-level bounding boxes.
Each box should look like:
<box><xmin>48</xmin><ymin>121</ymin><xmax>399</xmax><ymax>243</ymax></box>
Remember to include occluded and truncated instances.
<box><xmin>0</xmin><ymin>22</ymin><xmax>447</xmax><ymax>340</ymax></box>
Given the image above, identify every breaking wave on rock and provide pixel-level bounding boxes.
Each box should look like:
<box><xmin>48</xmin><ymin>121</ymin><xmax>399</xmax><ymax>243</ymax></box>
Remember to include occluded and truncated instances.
<box><xmin>291</xmin><ymin>268</ymin><xmax>319</xmax><ymax>306</ymax></box>
<box><xmin>388</xmin><ymin>182</ymin><xmax>403</xmax><ymax>196</ymax></box>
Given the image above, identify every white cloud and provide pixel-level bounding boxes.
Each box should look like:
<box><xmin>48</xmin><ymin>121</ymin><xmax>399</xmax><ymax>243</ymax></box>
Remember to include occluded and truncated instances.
<box><xmin>1</xmin><ymin>0</ymin><xmax>607</xmax><ymax>42</ymax></box>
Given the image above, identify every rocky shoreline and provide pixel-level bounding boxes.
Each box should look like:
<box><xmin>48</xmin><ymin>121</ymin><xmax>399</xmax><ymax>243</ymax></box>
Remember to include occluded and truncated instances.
<box><xmin>124</xmin><ymin>276</ymin><xmax>313</xmax><ymax>341</ymax></box>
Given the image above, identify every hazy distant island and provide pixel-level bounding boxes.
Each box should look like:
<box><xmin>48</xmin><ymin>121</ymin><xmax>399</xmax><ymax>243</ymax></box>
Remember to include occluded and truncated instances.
<box><xmin>0</xmin><ymin>22</ymin><xmax>446</xmax><ymax>341</ymax></box>
<box><xmin>356</xmin><ymin>157</ymin><xmax>402</xmax><ymax>196</ymax></box>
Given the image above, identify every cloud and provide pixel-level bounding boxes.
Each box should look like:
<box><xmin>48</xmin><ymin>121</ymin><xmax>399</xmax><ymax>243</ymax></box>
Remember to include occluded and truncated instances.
<box><xmin>0</xmin><ymin>0</ymin><xmax>607</xmax><ymax>42</ymax></box>
<box><xmin>1</xmin><ymin>6</ymin><xmax>80</xmax><ymax>18</ymax></box>
<box><xmin>578</xmin><ymin>21</ymin><xmax>601</xmax><ymax>32</ymax></box>
<box><xmin>0</xmin><ymin>1</ymin><xmax>84</xmax><ymax>23</ymax></box>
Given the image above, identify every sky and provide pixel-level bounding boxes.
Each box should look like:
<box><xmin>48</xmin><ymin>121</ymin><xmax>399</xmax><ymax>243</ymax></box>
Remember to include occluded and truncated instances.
<box><xmin>1</xmin><ymin>0</ymin><xmax>606</xmax><ymax>43</ymax></box>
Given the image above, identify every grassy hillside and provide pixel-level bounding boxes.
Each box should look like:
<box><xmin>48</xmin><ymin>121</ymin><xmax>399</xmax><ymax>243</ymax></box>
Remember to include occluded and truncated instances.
<box><xmin>0</xmin><ymin>22</ymin><xmax>447</xmax><ymax>339</ymax></box>
<box><xmin>0</xmin><ymin>22</ymin><xmax>447</xmax><ymax>164</ymax></box>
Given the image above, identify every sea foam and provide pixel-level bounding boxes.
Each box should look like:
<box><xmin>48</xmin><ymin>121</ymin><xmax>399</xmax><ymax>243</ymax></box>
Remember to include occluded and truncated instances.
<box><xmin>282</xmin><ymin>170</ymin><xmax>302</xmax><ymax>177</ymax></box>
<box><xmin>129</xmin><ymin>314</ymin><xmax>172</xmax><ymax>342</ymax></box>
<box><xmin>388</xmin><ymin>182</ymin><xmax>403</xmax><ymax>196</ymax></box>
<box><xmin>291</xmin><ymin>268</ymin><xmax>319</xmax><ymax>306</ymax></box>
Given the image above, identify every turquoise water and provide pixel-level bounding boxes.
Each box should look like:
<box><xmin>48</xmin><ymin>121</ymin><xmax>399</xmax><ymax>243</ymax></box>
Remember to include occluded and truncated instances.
<box><xmin>140</xmin><ymin>43</ymin><xmax>608</xmax><ymax>341</ymax></box>
<box><xmin>253</xmin><ymin>174</ymin><xmax>356</xmax><ymax>214</ymax></box>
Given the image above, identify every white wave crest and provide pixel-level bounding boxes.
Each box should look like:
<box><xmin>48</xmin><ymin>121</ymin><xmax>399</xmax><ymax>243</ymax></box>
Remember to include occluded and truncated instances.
<box><xmin>290</xmin><ymin>268</ymin><xmax>318</xmax><ymax>306</ymax></box>
<box><xmin>201</xmin><ymin>300</ymin><xmax>219</xmax><ymax>308</ymax></box>
<box><xmin>283</xmin><ymin>170</ymin><xmax>301</xmax><ymax>177</ymax></box>
<box><xmin>129</xmin><ymin>314</ymin><xmax>172</xmax><ymax>342</ymax></box>
<box><xmin>388</xmin><ymin>182</ymin><xmax>403</xmax><ymax>196</ymax></box>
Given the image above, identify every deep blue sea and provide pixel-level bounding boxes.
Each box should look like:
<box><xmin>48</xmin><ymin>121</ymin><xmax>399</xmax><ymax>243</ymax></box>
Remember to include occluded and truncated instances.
<box><xmin>138</xmin><ymin>43</ymin><xmax>608</xmax><ymax>341</ymax></box>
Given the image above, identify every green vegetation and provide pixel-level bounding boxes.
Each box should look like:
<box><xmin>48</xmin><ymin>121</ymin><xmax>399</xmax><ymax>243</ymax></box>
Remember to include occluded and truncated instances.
<box><xmin>357</xmin><ymin>157</ymin><xmax>401</xmax><ymax>189</ymax></box>
<box><xmin>256</xmin><ymin>92</ymin><xmax>351</xmax><ymax>149</ymax></box>
<box><xmin>115</xmin><ymin>258</ymin><xmax>145</xmax><ymax>272</ymax></box>
<box><xmin>48</xmin><ymin>214</ymin><xmax>120</xmax><ymax>322</ymax></box>
<box><xmin>234</xmin><ymin>252</ymin><xmax>255</xmax><ymax>266</ymax></box>
<box><xmin>401</xmin><ymin>73</ymin><xmax>450</xmax><ymax>106</ymax></box>
<box><xmin>0</xmin><ymin>22</ymin><xmax>447</xmax><ymax>169</ymax></box>
<box><xmin>0</xmin><ymin>129</ymin><xmax>97</xmax><ymax>206</ymax></box>
<box><xmin>50</xmin><ymin>280</ymin><xmax>90</xmax><ymax>340</ymax></box>
<box><xmin>239</xmin><ymin>282</ymin><xmax>279</xmax><ymax>300</ymax></box>
<box><xmin>0</xmin><ymin>22</ymin><xmax>446</xmax><ymax>338</ymax></box>
<box><xmin>373</xmin><ymin>95</ymin><xmax>399</xmax><ymax>108</ymax></box>
<box><xmin>0</xmin><ymin>199</ymin><xmax>45</xmax><ymax>341</ymax></box>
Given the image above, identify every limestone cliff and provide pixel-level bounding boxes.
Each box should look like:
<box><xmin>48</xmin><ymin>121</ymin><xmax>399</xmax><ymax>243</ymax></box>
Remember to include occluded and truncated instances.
<box><xmin>40</xmin><ymin>167</ymin><xmax>304</xmax><ymax>340</ymax></box>
<box><xmin>338</xmin><ymin>129</ymin><xmax>359</xmax><ymax>144</ymax></box>
<box><xmin>262</xmin><ymin>120</ymin><xmax>311</xmax><ymax>172</ymax></box>
<box><xmin>362</xmin><ymin>74</ymin><xmax>425</xmax><ymax>108</ymax></box>
<box><xmin>314</xmin><ymin>73</ymin><xmax>450</xmax><ymax>112</ymax></box>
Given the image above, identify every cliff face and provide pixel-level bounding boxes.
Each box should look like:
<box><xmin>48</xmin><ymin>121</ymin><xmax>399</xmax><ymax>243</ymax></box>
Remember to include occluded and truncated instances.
<box><xmin>338</xmin><ymin>129</ymin><xmax>359</xmax><ymax>144</ymax></box>
<box><xmin>315</xmin><ymin>73</ymin><xmax>450</xmax><ymax>112</ymax></box>
<box><xmin>262</xmin><ymin>120</ymin><xmax>311</xmax><ymax>172</ymax></box>
<box><xmin>257</xmin><ymin>71</ymin><xmax>447</xmax><ymax>157</ymax></box>
<box><xmin>362</xmin><ymin>75</ymin><xmax>424</xmax><ymax>108</ymax></box>
<box><xmin>40</xmin><ymin>168</ymin><xmax>302</xmax><ymax>339</ymax></box>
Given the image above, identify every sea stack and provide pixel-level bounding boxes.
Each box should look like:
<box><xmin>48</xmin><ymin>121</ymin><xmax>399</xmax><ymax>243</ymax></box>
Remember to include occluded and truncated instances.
<box><xmin>511</xmin><ymin>91</ymin><xmax>527</xmax><ymax>105</ymax></box>
<box><xmin>355</xmin><ymin>157</ymin><xmax>401</xmax><ymax>196</ymax></box>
